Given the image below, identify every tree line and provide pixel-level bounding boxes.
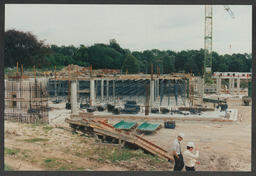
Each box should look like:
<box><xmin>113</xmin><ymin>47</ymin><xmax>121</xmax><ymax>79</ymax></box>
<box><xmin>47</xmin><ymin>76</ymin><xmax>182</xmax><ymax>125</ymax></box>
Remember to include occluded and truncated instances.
<box><xmin>4</xmin><ymin>29</ymin><xmax>252</xmax><ymax>75</ymax></box>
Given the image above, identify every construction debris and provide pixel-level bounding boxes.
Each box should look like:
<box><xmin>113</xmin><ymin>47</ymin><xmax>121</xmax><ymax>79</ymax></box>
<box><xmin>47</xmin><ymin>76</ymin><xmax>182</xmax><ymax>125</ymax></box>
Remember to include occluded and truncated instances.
<box><xmin>56</xmin><ymin>64</ymin><xmax>121</xmax><ymax>78</ymax></box>
<box><xmin>65</xmin><ymin>116</ymin><xmax>173</xmax><ymax>161</ymax></box>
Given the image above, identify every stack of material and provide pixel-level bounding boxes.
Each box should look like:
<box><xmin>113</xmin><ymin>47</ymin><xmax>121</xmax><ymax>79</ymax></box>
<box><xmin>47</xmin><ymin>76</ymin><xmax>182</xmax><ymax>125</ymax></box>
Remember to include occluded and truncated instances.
<box><xmin>57</xmin><ymin>64</ymin><xmax>90</xmax><ymax>77</ymax></box>
<box><xmin>121</xmin><ymin>101</ymin><xmax>140</xmax><ymax>114</ymax></box>
<box><xmin>160</xmin><ymin>107</ymin><xmax>170</xmax><ymax>114</ymax></box>
<box><xmin>57</xmin><ymin>64</ymin><xmax>121</xmax><ymax>78</ymax></box>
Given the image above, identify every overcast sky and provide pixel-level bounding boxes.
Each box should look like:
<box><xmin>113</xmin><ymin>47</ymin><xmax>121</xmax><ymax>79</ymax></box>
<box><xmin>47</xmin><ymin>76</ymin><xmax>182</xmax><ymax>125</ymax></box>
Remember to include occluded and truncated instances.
<box><xmin>5</xmin><ymin>5</ymin><xmax>252</xmax><ymax>55</ymax></box>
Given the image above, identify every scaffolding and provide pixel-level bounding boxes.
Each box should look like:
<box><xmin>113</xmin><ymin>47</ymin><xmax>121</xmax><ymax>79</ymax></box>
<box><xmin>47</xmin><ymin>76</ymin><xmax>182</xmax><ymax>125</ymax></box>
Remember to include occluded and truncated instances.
<box><xmin>5</xmin><ymin>78</ymin><xmax>49</xmax><ymax>124</ymax></box>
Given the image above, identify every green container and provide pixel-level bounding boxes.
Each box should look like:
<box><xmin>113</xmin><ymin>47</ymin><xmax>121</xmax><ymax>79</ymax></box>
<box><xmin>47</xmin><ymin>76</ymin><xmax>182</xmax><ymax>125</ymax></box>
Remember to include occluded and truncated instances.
<box><xmin>113</xmin><ymin>120</ymin><xmax>137</xmax><ymax>130</ymax></box>
<box><xmin>248</xmin><ymin>81</ymin><xmax>252</xmax><ymax>97</ymax></box>
<box><xmin>137</xmin><ymin>122</ymin><xmax>160</xmax><ymax>132</ymax></box>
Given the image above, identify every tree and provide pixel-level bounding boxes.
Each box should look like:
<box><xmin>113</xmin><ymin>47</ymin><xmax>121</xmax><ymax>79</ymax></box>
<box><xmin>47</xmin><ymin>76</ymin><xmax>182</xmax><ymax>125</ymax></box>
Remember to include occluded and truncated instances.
<box><xmin>4</xmin><ymin>29</ymin><xmax>51</xmax><ymax>68</ymax></box>
<box><xmin>121</xmin><ymin>54</ymin><xmax>139</xmax><ymax>74</ymax></box>
<box><xmin>162</xmin><ymin>55</ymin><xmax>175</xmax><ymax>74</ymax></box>
<box><xmin>88</xmin><ymin>44</ymin><xmax>123</xmax><ymax>69</ymax></box>
<box><xmin>175</xmin><ymin>51</ymin><xmax>190</xmax><ymax>73</ymax></box>
<box><xmin>184</xmin><ymin>57</ymin><xmax>198</xmax><ymax>74</ymax></box>
<box><xmin>109</xmin><ymin>39</ymin><xmax>125</xmax><ymax>55</ymax></box>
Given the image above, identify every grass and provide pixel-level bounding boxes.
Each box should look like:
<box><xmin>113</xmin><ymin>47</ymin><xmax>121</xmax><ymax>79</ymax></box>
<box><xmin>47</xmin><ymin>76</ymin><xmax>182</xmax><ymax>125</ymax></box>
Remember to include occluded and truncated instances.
<box><xmin>77</xmin><ymin>144</ymin><xmax>162</xmax><ymax>164</ymax></box>
<box><xmin>4</xmin><ymin>164</ymin><xmax>14</xmax><ymax>171</ymax></box>
<box><xmin>4</xmin><ymin>147</ymin><xmax>20</xmax><ymax>156</ymax></box>
<box><xmin>42</xmin><ymin>126</ymin><xmax>54</xmax><ymax>132</ymax></box>
<box><xmin>43</xmin><ymin>158</ymin><xmax>61</xmax><ymax>170</ymax></box>
<box><xmin>23</xmin><ymin>138</ymin><xmax>49</xmax><ymax>143</ymax></box>
<box><xmin>21</xmin><ymin>150</ymin><xmax>30</xmax><ymax>160</ymax></box>
<box><xmin>110</xmin><ymin>148</ymin><xmax>161</xmax><ymax>163</ymax></box>
<box><xmin>43</xmin><ymin>158</ymin><xmax>84</xmax><ymax>171</ymax></box>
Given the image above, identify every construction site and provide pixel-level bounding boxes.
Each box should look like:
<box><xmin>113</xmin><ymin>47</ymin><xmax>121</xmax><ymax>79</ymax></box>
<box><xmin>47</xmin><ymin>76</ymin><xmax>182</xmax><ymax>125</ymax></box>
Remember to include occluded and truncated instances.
<box><xmin>4</xmin><ymin>63</ymin><xmax>252</xmax><ymax>171</ymax></box>
<box><xmin>4</xmin><ymin>4</ymin><xmax>252</xmax><ymax>172</ymax></box>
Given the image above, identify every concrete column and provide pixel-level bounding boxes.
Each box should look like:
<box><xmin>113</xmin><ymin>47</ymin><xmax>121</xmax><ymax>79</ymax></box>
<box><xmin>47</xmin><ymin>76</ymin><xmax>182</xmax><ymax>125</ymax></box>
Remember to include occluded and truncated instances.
<box><xmin>216</xmin><ymin>78</ymin><xmax>220</xmax><ymax>94</ymax></box>
<box><xmin>77</xmin><ymin>81</ymin><xmax>80</xmax><ymax>102</ymax></box>
<box><xmin>71</xmin><ymin>80</ymin><xmax>78</xmax><ymax>114</ymax></box>
<box><xmin>201</xmin><ymin>78</ymin><xmax>204</xmax><ymax>98</ymax></box>
<box><xmin>106</xmin><ymin>80</ymin><xmax>109</xmax><ymax>100</ymax></box>
<box><xmin>95</xmin><ymin>80</ymin><xmax>98</xmax><ymax>98</ymax></box>
<box><xmin>90</xmin><ymin>79</ymin><xmax>95</xmax><ymax>106</ymax></box>
<box><xmin>17</xmin><ymin>82</ymin><xmax>21</xmax><ymax>110</ymax></box>
<box><xmin>156</xmin><ymin>79</ymin><xmax>159</xmax><ymax>98</ymax></box>
<box><xmin>231</xmin><ymin>78</ymin><xmax>235</xmax><ymax>94</ymax></box>
<box><xmin>101</xmin><ymin>79</ymin><xmax>104</xmax><ymax>101</ymax></box>
<box><xmin>229</xmin><ymin>78</ymin><xmax>232</xmax><ymax>94</ymax></box>
<box><xmin>113</xmin><ymin>80</ymin><xmax>115</xmax><ymax>103</ymax></box>
<box><xmin>237</xmin><ymin>78</ymin><xmax>240</xmax><ymax>94</ymax></box>
<box><xmin>216</xmin><ymin>77</ymin><xmax>221</xmax><ymax>95</ymax></box>
<box><xmin>219</xmin><ymin>78</ymin><xmax>222</xmax><ymax>94</ymax></box>
<box><xmin>149</xmin><ymin>80</ymin><xmax>155</xmax><ymax>109</ymax></box>
<box><xmin>154</xmin><ymin>80</ymin><xmax>156</xmax><ymax>102</ymax></box>
<box><xmin>54</xmin><ymin>80</ymin><xmax>57</xmax><ymax>97</ymax></box>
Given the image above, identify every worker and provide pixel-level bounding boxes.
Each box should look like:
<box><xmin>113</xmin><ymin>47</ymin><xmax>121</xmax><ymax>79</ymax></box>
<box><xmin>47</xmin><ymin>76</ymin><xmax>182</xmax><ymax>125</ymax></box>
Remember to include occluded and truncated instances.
<box><xmin>183</xmin><ymin>142</ymin><xmax>200</xmax><ymax>171</ymax></box>
<box><xmin>172</xmin><ymin>133</ymin><xmax>185</xmax><ymax>171</ymax></box>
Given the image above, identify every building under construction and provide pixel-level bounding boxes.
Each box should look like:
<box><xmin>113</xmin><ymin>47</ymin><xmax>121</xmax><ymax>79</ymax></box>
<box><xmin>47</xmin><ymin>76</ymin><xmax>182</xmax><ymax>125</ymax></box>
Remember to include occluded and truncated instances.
<box><xmin>4</xmin><ymin>75</ymin><xmax>49</xmax><ymax>124</ymax></box>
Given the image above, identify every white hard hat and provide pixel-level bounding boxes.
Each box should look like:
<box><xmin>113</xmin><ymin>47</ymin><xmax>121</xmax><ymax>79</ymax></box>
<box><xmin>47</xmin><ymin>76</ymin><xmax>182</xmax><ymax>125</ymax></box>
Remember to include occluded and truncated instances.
<box><xmin>187</xmin><ymin>142</ymin><xmax>195</xmax><ymax>148</ymax></box>
<box><xmin>178</xmin><ymin>133</ymin><xmax>184</xmax><ymax>139</ymax></box>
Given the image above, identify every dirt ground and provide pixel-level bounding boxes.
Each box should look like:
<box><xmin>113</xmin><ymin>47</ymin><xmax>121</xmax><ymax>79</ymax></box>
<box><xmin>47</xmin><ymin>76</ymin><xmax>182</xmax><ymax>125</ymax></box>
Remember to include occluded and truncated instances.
<box><xmin>4</xmin><ymin>98</ymin><xmax>251</xmax><ymax>171</ymax></box>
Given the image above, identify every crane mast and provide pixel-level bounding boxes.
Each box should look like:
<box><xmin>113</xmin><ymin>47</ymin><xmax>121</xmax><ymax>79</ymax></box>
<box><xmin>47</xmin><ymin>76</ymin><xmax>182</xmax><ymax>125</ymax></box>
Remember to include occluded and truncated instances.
<box><xmin>204</xmin><ymin>5</ymin><xmax>234</xmax><ymax>83</ymax></box>
<box><xmin>204</xmin><ymin>5</ymin><xmax>213</xmax><ymax>82</ymax></box>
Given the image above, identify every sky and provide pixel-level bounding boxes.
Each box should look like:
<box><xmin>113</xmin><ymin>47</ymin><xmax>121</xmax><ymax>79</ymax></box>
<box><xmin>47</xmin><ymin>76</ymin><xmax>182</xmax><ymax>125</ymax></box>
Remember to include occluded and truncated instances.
<box><xmin>5</xmin><ymin>5</ymin><xmax>252</xmax><ymax>55</ymax></box>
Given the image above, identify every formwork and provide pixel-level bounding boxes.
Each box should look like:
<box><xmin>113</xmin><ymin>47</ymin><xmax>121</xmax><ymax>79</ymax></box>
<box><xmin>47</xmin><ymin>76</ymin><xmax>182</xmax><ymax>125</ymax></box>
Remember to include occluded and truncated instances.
<box><xmin>5</xmin><ymin>78</ymin><xmax>49</xmax><ymax>124</ymax></box>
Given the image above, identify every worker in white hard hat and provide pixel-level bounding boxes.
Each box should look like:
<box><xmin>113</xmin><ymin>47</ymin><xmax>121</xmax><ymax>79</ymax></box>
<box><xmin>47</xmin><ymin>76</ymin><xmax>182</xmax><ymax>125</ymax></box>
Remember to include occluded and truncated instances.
<box><xmin>172</xmin><ymin>133</ymin><xmax>185</xmax><ymax>171</ymax></box>
<box><xmin>183</xmin><ymin>142</ymin><xmax>200</xmax><ymax>171</ymax></box>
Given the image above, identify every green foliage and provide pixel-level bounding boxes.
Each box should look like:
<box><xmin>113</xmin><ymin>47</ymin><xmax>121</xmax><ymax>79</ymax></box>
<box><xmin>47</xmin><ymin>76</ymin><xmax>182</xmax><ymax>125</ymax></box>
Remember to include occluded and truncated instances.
<box><xmin>4</xmin><ymin>147</ymin><xmax>20</xmax><ymax>156</ymax></box>
<box><xmin>4</xmin><ymin>164</ymin><xmax>14</xmax><ymax>171</ymax></box>
<box><xmin>42</xmin><ymin>126</ymin><xmax>54</xmax><ymax>132</ymax></box>
<box><xmin>4</xmin><ymin>30</ymin><xmax>252</xmax><ymax>75</ymax></box>
<box><xmin>43</xmin><ymin>158</ymin><xmax>84</xmax><ymax>171</ymax></box>
<box><xmin>4</xmin><ymin>29</ymin><xmax>51</xmax><ymax>68</ymax></box>
<box><xmin>23</xmin><ymin>138</ymin><xmax>49</xmax><ymax>143</ymax></box>
<box><xmin>162</xmin><ymin>55</ymin><xmax>175</xmax><ymax>73</ymax></box>
<box><xmin>122</xmin><ymin>54</ymin><xmax>139</xmax><ymax>74</ymax></box>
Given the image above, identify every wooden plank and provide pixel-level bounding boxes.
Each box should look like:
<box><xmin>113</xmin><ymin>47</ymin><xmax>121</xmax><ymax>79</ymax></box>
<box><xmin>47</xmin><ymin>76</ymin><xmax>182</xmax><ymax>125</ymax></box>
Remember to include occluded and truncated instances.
<box><xmin>78</xmin><ymin>113</ymin><xmax>234</xmax><ymax>122</ymax></box>
<box><xmin>65</xmin><ymin>117</ymin><xmax>175</xmax><ymax>161</ymax></box>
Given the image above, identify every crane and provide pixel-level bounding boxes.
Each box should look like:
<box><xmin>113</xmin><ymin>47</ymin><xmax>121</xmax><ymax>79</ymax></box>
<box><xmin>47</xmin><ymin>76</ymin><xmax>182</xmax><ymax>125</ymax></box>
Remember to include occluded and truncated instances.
<box><xmin>204</xmin><ymin>5</ymin><xmax>235</xmax><ymax>83</ymax></box>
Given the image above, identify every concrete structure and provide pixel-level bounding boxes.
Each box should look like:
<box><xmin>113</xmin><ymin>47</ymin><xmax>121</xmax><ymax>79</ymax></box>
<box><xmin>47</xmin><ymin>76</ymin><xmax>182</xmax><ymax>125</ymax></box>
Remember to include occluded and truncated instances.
<box><xmin>101</xmin><ymin>79</ymin><xmax>104</xmax><ymax>101</ymax></box>
<box><xmin>237</xmin><ymin>78</ymin><xmax>240</xmax><ymax>94</ymax></box>
<box><xmin>77</xmin><ymin>81</ymin><xmax>80</xmax><ymax>101</ymax></box>
<box><xmin>106</xmin><ymin>80</ymin><xmax>109</xmax><ymax>100</ymax></box>
<box><xmin>156</xmin><ymin>79</ymin><xmax>159</xmax><ymax>98</ymax></box>
<box><xmin>149</xmin><ymin>80</ymin><xmax>155</xmax><ymax>109</ymax></box>
<box><xmin>4</xmin><ymin>78</ymin><xmax>49</xmax><ymax>123</ymax></box>
<box><xmin>50</xmin><ymin>73</ymin><xmax>190</xmax><ymax>107</ymax></box>
<box><xmin>216</xmin><ymin>77</ymin><xmax>222</xmax><ymax>94</ymax></box>
<box><xmin>231</xmin><ymin>78</ymin><xmax>235</xmax><ymax>94</ymax></box>
<box><xmin>213</xmin><ymin>72</ymin><xmax>252</xmax><ymax>94</ymax></box>
<box><xmin>90</xmin><ymin>79</ymin><xmax>95</xmax><ymax>106</ymax></box>
<box><xmin>113</xmin><ymin>80</ymin><xmax>116</xmax><ymax>101</ymax></box>
<box><xmin>71</xmin><ymin>80</ymin><xmax>78</xmax><ymax>114</ymax></box>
